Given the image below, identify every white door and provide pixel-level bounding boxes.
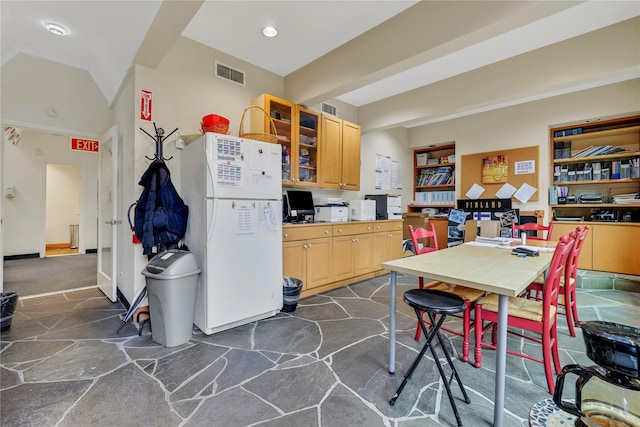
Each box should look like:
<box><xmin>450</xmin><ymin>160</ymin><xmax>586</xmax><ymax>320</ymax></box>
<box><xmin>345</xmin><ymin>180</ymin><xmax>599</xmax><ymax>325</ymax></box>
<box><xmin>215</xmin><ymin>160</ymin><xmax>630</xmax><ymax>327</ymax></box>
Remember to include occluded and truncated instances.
<box><xmin>97</xmin><ymin>126</ymin><xmax>118</xmax><ymax>301</ymax></box>
<box><xmin>0</xmin><ymin>130</ymin><xmax>4</xmax><ymax>292</ymax></box>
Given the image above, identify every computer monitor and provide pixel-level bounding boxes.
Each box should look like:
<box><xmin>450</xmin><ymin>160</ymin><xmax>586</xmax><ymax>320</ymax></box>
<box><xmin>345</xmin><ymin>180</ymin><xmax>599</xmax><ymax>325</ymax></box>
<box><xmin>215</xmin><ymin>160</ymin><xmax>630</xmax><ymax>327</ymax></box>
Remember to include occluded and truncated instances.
<box><xmin>286</xmin><ymin>190</ymin><xmax>315</xmax><ymax>222</ymax></box>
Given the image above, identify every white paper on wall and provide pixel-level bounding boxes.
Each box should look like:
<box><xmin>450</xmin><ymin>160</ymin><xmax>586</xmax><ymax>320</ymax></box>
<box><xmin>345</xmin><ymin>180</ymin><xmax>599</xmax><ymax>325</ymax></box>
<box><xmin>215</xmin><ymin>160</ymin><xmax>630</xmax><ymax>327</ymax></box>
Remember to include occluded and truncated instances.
<box><xmin>495</xmin><ymin>183</ymin><xmax>517</xmax><ymax>199</ymax></box>
<box><xmin>465</xmin><ymin>183</ymin><xmax>485</xmax><ymax>199</ymax></box>
<box><xmin>513</xmin><ymin>183</ymin><xmax>537</xmax><ymax>203</ymax></box>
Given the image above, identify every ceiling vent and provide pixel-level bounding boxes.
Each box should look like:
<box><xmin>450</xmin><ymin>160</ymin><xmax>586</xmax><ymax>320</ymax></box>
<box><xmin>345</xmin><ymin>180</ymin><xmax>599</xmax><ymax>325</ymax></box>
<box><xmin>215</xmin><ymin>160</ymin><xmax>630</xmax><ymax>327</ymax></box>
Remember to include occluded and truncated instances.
<box><xmin>321</xmin><ymin>102</ymin><xmax>337</xmax><ymax>116</ymax></box>
<box><xmin>215</xmin><ymin>61</ymin><xmax>245</xmax><ymax>86</ymax></box>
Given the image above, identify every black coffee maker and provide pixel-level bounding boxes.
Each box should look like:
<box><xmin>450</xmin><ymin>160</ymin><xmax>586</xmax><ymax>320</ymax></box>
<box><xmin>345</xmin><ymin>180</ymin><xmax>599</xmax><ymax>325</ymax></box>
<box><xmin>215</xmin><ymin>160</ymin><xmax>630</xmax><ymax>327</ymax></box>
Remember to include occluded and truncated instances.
<box><xmin>553</xmin><ymin>321</ymin><xmax>640</xmax><ymax>426</ymax></box>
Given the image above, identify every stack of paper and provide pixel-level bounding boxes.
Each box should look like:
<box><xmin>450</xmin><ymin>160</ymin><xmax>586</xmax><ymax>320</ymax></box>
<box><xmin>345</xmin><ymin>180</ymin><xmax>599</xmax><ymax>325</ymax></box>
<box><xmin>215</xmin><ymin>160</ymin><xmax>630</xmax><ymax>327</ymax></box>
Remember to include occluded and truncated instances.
<box><xmin>475</xmin><ymin>236</ymin><xmax>514</xmax><ymax>245</ymax></box>
<box><xmin>613</xmin><ymin>192</ymin><xmax>640</xmax><ymax>204</ymax></box>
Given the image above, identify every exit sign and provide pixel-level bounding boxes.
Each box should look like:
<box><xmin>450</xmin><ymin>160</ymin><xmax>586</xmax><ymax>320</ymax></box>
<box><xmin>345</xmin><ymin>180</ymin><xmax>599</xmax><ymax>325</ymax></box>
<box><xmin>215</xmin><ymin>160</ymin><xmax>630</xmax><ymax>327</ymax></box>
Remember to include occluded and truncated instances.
<box><xmin>71</xmin><ymin>138</ymin><xmax>99</xmax><ymax>152</ymax></box>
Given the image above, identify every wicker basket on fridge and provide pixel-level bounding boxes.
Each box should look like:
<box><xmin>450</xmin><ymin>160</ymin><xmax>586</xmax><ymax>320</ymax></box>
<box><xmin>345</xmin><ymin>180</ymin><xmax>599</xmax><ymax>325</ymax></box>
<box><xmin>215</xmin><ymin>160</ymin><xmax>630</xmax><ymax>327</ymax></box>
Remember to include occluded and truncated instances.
<box><xmin>239</xmin><ymin>105</ymin><xmax>279</xmax><ymax>143</ymax></box>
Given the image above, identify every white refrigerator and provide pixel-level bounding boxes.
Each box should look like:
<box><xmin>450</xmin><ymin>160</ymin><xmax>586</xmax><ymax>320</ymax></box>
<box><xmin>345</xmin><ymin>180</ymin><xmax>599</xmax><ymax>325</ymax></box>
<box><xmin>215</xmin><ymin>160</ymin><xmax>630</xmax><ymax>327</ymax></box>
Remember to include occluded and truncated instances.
<box><xmin>181</xmin><ymin>133</ymin><xmax>283</xmax><ymax>335</ymax></box>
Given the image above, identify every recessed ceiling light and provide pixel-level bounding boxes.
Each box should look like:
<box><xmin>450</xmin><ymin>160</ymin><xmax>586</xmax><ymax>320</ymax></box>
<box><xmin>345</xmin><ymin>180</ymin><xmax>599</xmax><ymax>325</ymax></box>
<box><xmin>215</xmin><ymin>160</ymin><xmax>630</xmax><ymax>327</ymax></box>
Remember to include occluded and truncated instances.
<box><xmin>262</xmin><ymin>26</ymin><xmax>278</xmax><ymax>38</ymax></box>
<box><xmin>43</xmin><ymin>22</ymin><xmax>69</xmax><ymax>36</ymax></box>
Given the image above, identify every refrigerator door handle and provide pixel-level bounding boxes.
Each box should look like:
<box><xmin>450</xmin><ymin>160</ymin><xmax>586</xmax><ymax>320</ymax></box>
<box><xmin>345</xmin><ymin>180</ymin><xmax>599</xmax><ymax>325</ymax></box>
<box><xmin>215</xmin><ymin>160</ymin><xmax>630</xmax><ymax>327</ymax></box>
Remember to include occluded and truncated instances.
<box><xmin>205</xmin><ymin>144</ymin><xmax>221</xmax><ymax>247</ymax></box>
<box><xmin>205</xmin><ymin>141</ymin><xmax>217</xmax><ymax>199</ymax></box>
<box><xmin>207</xmin><ymin>198</ymin><xmax>218</xmax><ymax>247</ymax></box>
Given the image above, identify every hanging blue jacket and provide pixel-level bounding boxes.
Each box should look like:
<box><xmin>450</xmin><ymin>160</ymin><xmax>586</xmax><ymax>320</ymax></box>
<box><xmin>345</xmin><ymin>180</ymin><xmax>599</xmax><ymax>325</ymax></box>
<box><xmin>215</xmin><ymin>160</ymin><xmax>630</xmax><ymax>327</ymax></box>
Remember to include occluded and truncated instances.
<box><xmin>134</xmin><ymin>159</ymin><xmax>188</xmax><ymax>256</ymax></box>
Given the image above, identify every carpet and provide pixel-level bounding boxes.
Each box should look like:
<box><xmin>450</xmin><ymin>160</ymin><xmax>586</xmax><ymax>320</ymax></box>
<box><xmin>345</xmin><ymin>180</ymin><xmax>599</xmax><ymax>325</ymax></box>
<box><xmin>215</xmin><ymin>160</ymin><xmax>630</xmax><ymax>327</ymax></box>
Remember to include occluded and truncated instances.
<box><xmin>3</xmin><ymin>253</ymin><xmax>97</xmax><ymax>297</ymax></box>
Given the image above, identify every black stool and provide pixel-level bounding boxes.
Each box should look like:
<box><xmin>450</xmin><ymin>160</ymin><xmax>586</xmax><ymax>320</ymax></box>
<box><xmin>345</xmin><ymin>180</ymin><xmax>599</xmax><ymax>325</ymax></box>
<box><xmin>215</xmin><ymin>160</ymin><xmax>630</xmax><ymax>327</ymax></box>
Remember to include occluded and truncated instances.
<box><xmin>390</xmin><ymin>289</ymin><xmax>471</xmax><ymax>427</ymax></box>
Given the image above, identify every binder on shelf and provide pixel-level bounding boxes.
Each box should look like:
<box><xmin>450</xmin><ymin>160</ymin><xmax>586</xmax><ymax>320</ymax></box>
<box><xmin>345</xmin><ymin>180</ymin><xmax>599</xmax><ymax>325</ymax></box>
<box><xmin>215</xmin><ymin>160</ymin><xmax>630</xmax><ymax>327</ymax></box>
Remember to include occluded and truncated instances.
<box><xmin>592</xmin><ymin>163</ymin><xmax>601</xmax><ymax>181</ymax></box>
<box><xmin>549</xmin><ymin>186</ymin><xmax>558</xmax><ymax>204</ymax></box>
<box><xmin>631</xmin><ymin>158</ymin><xmax>640</xmax><ymax>179</ymax></box>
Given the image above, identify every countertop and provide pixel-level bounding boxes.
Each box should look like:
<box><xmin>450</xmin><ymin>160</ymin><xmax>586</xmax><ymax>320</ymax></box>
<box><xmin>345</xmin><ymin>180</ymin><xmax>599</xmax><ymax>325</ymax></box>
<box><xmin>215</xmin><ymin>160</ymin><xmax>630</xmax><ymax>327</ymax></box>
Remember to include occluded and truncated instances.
<box><xmin>282</xmin><ymin>219</ymin><xmax>402</xmax><ymax>228</ymax></box>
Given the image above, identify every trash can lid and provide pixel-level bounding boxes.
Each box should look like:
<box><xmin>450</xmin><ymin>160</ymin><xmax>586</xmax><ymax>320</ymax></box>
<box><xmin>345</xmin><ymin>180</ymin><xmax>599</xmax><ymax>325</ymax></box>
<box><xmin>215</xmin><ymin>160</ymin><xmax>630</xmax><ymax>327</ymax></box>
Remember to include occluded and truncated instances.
<box><xmin>143</xmin><ymin>249</ymin><xmax>199</xmax><ymax>277</ymax></box>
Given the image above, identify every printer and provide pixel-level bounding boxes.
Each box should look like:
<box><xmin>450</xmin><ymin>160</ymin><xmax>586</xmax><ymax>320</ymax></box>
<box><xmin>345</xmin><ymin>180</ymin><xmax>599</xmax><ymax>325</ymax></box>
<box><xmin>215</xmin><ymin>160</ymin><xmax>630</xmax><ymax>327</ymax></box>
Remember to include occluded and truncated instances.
<box><xmin>365</xmin><ymin>195</ymin><xmax>402</xmax><ymax>220</ymax></box>
<box><xmin>348</xmin><ymin>199</ymin><xmax>376</xmax><ymax>221</ymax></box>
<box><xmin>315</xmin><ymin>202</ymin><xmax>349</xmax><ymax>222</ymax></box>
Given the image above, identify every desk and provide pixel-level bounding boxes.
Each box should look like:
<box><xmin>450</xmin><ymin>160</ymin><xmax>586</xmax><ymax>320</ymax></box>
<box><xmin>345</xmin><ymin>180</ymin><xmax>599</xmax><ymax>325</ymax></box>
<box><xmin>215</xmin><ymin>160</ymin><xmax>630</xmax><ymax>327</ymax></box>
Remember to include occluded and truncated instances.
<box><xmin>382</xmin><ymin>243</ymin><xmax>553</xmax><ymax>427</ymax></box>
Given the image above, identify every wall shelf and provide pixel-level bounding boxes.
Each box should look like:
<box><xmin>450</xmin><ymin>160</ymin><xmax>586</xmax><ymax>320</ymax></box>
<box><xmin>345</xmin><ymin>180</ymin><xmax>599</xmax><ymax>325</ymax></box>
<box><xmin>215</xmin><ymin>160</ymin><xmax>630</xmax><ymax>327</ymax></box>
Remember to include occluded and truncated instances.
<box><xmin>410</xmin><ymin>144</ymin><xmax>456</xmax><ymax>213</ymax></box>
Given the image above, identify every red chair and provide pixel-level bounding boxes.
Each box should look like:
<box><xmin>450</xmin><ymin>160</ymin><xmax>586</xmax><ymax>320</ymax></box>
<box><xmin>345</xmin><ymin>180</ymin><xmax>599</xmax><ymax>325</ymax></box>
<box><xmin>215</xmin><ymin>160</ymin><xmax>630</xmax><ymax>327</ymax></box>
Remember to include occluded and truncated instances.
<box><xmin>409</xmin><ymin>223</ymin><xmax>438</xmax><ymax>256</ymax></box>
<box><xmin>408</xmin><ymin>224</ymin><xmax>485</xmax><ymax>363</ymax></box>
<box><xmin>473</xmin><ymin>233</ymin><xmax>576</xmax><ymax>394</ymax></box>
<box><xmin>512</xmin><ymin>221</ymin><xmax>554</xmax><ymax>241</ymax></box>
<box><xmin>525</xmin><ymin>226</ymin><xmax>589</xmax><ymax>337</ymax></box>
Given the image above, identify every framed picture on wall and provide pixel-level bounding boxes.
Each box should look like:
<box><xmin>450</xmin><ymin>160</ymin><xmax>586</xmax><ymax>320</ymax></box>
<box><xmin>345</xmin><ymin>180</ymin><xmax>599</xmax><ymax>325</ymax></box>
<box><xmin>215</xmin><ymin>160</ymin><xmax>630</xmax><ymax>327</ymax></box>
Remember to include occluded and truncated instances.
<box><xmin>482</xmin><ymin>155</ymin><xmax>508</xmax><ymax>183</ymax></box>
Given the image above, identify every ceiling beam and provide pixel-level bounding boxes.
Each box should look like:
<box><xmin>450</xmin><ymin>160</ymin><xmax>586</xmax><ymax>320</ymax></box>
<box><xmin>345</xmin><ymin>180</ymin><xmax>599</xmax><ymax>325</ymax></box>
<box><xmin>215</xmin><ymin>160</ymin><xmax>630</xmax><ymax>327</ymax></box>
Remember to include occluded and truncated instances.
<box><xmin>133</xmin><ymin>0</ymin><xmax>205</xmax><ymax>69</ymax></box>
<box><xmin>284</xmin><ymin>1</ymin><xmax>580</xmax><ymax>107</ymax></box>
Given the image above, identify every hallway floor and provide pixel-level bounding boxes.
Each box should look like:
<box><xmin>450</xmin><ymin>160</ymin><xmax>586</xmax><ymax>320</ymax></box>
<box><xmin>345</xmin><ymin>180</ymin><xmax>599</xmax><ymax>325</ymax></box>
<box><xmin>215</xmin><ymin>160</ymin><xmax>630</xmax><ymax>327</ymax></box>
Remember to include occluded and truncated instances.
<box><xmin>45</xmin><ymin>247</ymin><xmax>80</xmax><ymax>257</ymax></box>
<box><xmin>2</xmin><ymin>274</ymin><xmax>638</xmax><ymax>427</ymax></box>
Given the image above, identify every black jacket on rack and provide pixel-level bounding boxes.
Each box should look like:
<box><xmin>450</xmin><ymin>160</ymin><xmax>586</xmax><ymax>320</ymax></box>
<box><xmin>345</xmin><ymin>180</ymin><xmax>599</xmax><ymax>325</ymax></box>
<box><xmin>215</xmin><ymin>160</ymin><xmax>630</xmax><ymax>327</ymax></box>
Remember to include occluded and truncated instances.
<box><xmin>134</xmin><ymin>159</ymin><xmax>188</xmax><ymax>256</ymax></box>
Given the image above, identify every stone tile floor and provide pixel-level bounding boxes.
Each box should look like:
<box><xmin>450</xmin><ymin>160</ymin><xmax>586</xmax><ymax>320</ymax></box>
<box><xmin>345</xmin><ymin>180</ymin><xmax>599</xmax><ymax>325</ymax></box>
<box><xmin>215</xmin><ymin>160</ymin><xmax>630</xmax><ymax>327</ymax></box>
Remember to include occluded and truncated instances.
<box><xmin>1</xmin><ymin>274</ymin><xmax>638</xmax><ymax>427</ymax></box>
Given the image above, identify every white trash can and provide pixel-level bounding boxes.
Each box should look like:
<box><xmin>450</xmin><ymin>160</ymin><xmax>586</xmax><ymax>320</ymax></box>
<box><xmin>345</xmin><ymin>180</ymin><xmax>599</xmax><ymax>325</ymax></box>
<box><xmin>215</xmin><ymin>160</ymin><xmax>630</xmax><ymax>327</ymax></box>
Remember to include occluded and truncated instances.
<box><xmin>142</xmin><ymin>250</ymin><xmax>200</xmax><ymax>347</ymax></box>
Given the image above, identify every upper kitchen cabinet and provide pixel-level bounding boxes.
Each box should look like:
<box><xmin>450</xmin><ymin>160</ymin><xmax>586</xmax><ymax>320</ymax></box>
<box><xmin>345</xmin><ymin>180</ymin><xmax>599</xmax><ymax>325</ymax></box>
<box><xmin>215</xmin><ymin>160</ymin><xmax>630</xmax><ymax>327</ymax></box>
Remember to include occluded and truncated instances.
<box><xmin>319</xmin><ymin>115</ymin><xmax>361</xmax><ymax>191</ymax></box>
<box><xmin>251</xmin><ymin>94</ymin><xmax>320</xmax><ymax>187</ymax></box>
<box><xmin>295</xmin><ymin>106</ymin><xmax>321</xmax><ymax>187</ymax></box>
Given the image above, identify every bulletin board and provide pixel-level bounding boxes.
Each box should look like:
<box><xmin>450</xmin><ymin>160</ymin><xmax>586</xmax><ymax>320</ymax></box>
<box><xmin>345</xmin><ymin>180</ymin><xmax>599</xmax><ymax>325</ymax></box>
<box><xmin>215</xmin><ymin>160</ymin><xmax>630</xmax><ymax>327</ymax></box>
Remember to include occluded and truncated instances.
<box><xmin>461</xmin><ymin>145</ymin><xmax>539</xmax><ymax>201</ymax></box>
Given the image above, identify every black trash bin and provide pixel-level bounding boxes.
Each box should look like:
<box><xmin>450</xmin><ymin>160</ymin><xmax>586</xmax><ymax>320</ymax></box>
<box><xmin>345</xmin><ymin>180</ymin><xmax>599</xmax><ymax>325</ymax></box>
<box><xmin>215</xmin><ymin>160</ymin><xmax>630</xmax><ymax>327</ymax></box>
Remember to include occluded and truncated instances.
<box><xmin>1</xmin><ymin>292</ymin><xmax>19</xmax><ymax>332</ymax></box>
<box><xmin>282</xmin><ymin>277</ymin><xmax>303</xmax><ymax>312</ymax></box>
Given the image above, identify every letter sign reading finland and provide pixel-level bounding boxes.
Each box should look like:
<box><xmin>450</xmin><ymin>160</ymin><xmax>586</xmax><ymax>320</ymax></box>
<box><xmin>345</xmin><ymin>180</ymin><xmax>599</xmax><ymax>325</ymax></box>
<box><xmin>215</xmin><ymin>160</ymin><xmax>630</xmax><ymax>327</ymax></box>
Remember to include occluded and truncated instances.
<box><xmin>141</xmin><ymin>89</ymin><xmax>152</xmax><ymax>121</ymax></box>
<box><xmin>71</xmin><ymin>138</ymin><xmax>99</xmax><ymax>152</ymax></box>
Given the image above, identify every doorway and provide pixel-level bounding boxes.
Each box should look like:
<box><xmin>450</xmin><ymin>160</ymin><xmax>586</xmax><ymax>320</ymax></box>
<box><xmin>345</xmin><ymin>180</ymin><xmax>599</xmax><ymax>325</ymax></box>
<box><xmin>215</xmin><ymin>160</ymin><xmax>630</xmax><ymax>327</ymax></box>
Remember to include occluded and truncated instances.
<box><xmin>45</xmin><ymin>164</ymin><xmax>81</xmax><ymax>257</ymax></box>
<box><xmin>2</xmin><ymin>128</ymin><xmax>99</xmax><ymax>297</ymax></box>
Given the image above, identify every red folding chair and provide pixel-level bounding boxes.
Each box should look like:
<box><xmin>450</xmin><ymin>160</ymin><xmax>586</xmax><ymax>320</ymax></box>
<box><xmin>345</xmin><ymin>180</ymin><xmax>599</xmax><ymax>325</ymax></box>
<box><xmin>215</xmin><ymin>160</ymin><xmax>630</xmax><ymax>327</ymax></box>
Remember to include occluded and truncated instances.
<box><xmin>408</xmin><ymin>224</ymin><xmax>484</xmax><ymax>363</ymax></box>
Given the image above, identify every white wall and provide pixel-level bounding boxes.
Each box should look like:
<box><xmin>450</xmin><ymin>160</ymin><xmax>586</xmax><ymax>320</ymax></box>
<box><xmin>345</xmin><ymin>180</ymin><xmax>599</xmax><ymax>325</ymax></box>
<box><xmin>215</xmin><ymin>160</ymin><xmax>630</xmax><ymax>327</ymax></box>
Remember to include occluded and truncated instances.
<box><xmin>1</xmin><ymin>54</ymin><xmax>112</xmax><ymax>135</ymax></box>
<box><xmin>354</xmin><ymin>128</ymin><xmax>413</xmax><ymax>205</ymax></box>
<box><xmin>408</xmin><ymin>79</ymin><xmax>640</xmax><ymax>222</ymax></box>
<box><xmin>2</xmin><ymin>129</ymin><xmax>99</xmax><ymax>256</ymax></box>
<box><xmin>112</xmin><ymin>37</ymin><xmax>288</xmax><ymax>302</ymax></box>
<box><xmin>112</xmin><ymin>68</ymin><xmax>150</xmax><ymax>304</ymax></box>
<box><xmin>1</xmin><ymin>53</ymin><xmax>110</xmax><ymax>258</ymax></box>
<box><xmin>45</xmin><ymin>164</ymin><xmax>81</xmax><ymax>244</ymax></box>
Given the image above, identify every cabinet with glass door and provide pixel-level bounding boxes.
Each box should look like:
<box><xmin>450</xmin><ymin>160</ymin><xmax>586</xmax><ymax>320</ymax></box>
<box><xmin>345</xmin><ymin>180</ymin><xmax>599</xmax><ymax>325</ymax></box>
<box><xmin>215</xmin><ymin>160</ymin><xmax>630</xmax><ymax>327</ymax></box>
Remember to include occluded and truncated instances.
<box><xmin>251</xmin><ymin>94</ymin><xmax>320</xmax><ymax>187</ymax></box>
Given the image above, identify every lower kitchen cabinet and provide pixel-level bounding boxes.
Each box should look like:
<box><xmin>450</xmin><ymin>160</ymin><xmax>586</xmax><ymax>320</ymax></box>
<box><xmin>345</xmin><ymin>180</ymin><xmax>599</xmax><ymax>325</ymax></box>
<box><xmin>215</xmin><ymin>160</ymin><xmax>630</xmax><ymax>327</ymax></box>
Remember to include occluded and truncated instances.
<box><xmin>332</xmin><ymin>223</ymin><xmax>373</xmax><ymax>281</ymax></box>
<box><xmin>592</xmin><ymin>224</ymin><xmax>640</xmax><ymax>275</ymax></box>
<box><xmin>550</xmin><ymin>222</ymin><xmax>640</xmax><ymax>275</ymax></box>
<box><xmin>283</xmin><ymin>220</ymin><xmax>402</xmax><ymax>298</ymax></box>
<box><xmin>282</xmin><ymin>225</ymin><xmax>333</xmax><ymax>291</ymax></box>
<box><xmin>550</xmin><ymin>222</ymin><xmax>593</xmax><ymax>270</ymax></box>
<box><xmin>371</xmin><ymin>221</ymin><xmax>404</xmax><ymax>271</ymax></box>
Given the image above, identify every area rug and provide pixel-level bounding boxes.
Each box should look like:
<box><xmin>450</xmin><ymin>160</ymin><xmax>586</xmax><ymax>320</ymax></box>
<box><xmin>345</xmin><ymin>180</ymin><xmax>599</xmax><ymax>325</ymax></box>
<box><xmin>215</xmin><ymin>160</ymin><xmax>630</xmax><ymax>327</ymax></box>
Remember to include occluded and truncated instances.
<box><xmin>3</xmin><ymin>253</ymin><xmax>97</xmax><ymax>297</ymax></box>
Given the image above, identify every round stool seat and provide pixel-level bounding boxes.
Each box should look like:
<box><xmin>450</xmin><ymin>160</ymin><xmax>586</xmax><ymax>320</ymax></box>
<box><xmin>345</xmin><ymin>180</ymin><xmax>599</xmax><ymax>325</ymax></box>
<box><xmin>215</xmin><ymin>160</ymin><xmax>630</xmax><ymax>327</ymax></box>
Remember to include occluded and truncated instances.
<box><xmin>404</xmin><ymin>289</ymin><xmax>465</xmax><ymax>315</ymax></box>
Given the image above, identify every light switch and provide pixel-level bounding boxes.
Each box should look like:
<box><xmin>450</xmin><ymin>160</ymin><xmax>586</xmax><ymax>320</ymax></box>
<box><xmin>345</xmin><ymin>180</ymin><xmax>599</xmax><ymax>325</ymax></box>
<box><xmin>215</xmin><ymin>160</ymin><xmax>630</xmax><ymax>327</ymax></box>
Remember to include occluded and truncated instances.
<box><xmin>5</xmin><ymin>186</ymin><xmax>15</xmax><ymax>198</ymax></box>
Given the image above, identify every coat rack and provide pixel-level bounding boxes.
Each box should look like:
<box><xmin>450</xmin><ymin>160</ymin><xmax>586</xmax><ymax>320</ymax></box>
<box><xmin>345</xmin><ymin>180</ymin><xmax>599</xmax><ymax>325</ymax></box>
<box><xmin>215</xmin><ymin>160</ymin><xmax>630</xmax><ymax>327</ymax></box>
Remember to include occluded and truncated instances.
<box><xmin>140</xmin><ymin>122</ymin><xmax>178</xmax><ymax>161</ymax></box>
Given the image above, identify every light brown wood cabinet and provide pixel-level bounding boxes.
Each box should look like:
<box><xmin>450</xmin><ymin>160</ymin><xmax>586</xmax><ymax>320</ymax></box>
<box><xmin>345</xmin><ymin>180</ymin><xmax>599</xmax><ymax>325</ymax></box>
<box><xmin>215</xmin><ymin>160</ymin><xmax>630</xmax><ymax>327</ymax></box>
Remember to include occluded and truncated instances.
<box><xmin>283</xmin><ymin>220</ymin><xmax>402</xmax><ymax>297</ymax></box>
<box><xmin>251</xmin><ymin>94</ymin><xmax>321</xmax><ymax>187</ymax></box>
<box><xmin>408</xmin><ymin>144</ymin><xmax>455</xmax><ymax>213</ymax></box>
<box><xmin>550</xmin><ymin>222</ymin><xmax>593</xmax><ymax>270</ymax></box>
<box><xmin>251</xmin><ymin>94</ymin><xmax>361</xmax><ymax>191</ymax></box>
<box><xmin>332</xmin><ymin>223</ymin><xmax>373</xmax><ymax>281</ymax></box>
<box><xmin>371</xmin><ymin>221</ymin><xmax>404</xmax><ymax>270</ymax></box>
<box><xmin>282</xmin><ymin>225</ymin><xmax>333</xmax><ymax>291</ymax></box>
<box><xmin>551</xmin><ymin>222</ymin><xmax>640</xmax><ymax>275</ymax></box>
<box><xmin>319</xmin><ymin>115</ymin><xmax>361</xmax><ymax>191</ymax></box>
<box><xmin>550</xmin><ymin>115</ymin><xmax>639</xmax><ymax>220</ymax></box>
<box><xmin>549</xmin><ymin>114</ymin><xmax>640</xmax><ymax>275</ymax></box>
